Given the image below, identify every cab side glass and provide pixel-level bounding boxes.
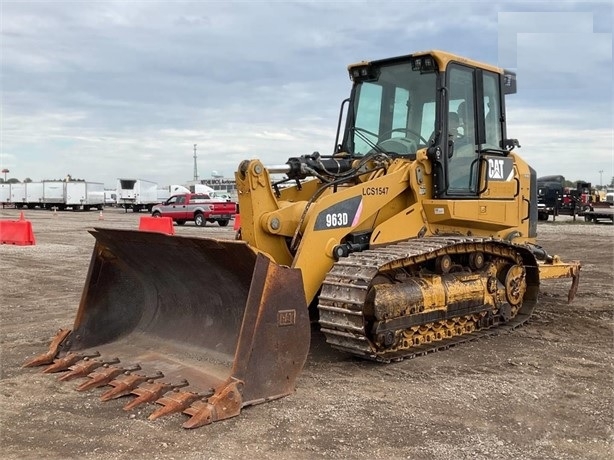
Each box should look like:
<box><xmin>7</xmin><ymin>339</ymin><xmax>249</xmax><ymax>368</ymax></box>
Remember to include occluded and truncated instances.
<box><xmin>483</xmin><ymin>72</ymin><xmax>502</xmax><ymax>148</ymax></box>
<box><xmin>447</xmin><ymin>65</ymin><xmax>479</xmax><ymax>194</ymax></box>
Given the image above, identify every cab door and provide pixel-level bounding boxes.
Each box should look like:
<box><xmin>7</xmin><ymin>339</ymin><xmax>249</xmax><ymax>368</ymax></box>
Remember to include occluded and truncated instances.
<box><xmin>160</xmin><ymin>195</ymin><xmax>187</xmax><ymax>220</ymax></box>
<box><xmin>425</xmin><ymin>62</ymin><xmax>529</xmax><ymax>233</ymax></box>
<box><xmin>173</xmin><ymin>195</ymin><xmax>188</xmax><ymax>219</ymax></box>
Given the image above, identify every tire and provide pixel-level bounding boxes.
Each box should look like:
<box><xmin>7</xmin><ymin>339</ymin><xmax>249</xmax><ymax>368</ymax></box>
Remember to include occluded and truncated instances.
<box><xmin>176</xmin><ymin>220</ymin><xmax>186</xmax><ymax>226</ymax></box>
<box><xmin>152</xmin><ymin>211</ymin><xmax>161</xmax><ymax>218</ymax></box>
<box><xmin>538</xmin><ymin>212</ymin><xmax>548</xmax><ymax>221</ymax></box>
<box><xmin>194</xmin><ymin>213</ymin><xmax>206</xmax><ymax>227</ymax></box>
<box><xmin>217</xmin><ymin>219</ymin><xmax>229</xmax><ymax>227</ymax></box>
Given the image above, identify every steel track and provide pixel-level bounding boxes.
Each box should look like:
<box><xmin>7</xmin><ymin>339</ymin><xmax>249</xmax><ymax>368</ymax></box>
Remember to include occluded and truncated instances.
<box><xmin>317</xmin><ymin>236</ymin><xmax>538</xmax><ymax>362</ymax></box>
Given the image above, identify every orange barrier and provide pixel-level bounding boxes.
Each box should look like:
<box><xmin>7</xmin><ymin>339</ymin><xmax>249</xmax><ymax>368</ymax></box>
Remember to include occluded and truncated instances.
<box><xmin>0</xmin><ymin>212</ymin><xmax>36</xmax><ymax>245</ymax></box>
<box><xmin>138</xmin><ymin>216</ymin><xmax>175</xmax><ymax>235</ymax></box>
<box><xmin>233</xmin><ymin>214</ymin><xmax>241</xmax><ymax>231</ymax></box>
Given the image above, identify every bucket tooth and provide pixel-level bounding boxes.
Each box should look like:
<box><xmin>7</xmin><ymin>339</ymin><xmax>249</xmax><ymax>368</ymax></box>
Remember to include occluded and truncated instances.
<box><xmin>123</xmin><ymin>379</ymin><xmax>189</xmax><ymax>411</ymax></box>
<box><xmin>43</xmin><ymin>351</ymin><xmax>101</xmax><ymax>374</ymax></box>
<box><xmin>99</xmin><ymin>371</ymin><xmax>164</xmax><ymax>402</ymax></box>
<box><xmin>58</xmin><ymin>357</ymin><xmax>120</xmax><ymax>382</ymax></box>
<box><xmin>183</xmin><ymin>379</ymin><xmax>243</xmax><ymax>429</ymax></box>
<box><xmin>182</xmin><ymin>400</ymin><xmax>215</xmax><ymax>429</ymax></box>
<box><xmin>75</xmin><ymin>364</ymin><xmax>141</xmax><ymax>392</ymax></box>
<box><xmin>22</xmin><ymin>329</ymin><xmax>71</xmax><ymax>368</ymax></box>
<box><xmin>148</xmin><ymin>390</ymin><xmax>206</xmax><ymax>421</ymax></box>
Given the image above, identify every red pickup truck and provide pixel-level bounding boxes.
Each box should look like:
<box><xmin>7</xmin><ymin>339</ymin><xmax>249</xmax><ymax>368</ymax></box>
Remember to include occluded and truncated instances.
<box><xmin>151</xmin><ymin>193</ymin><xmax>236</xmax><ymax>227</ymax></box>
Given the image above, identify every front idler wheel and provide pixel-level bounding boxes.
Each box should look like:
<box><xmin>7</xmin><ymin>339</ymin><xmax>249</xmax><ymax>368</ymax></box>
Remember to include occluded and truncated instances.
<box><xmin>504</xmin><ymin>264</ymin><xmax>526</xmax><ymax>306</ymax></box>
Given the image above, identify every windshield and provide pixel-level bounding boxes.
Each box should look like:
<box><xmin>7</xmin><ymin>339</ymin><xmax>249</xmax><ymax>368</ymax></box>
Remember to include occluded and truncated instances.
<box><xmin>346</xmin><ymin>61</ymin><xmax>437</xmax><ymax>157</ymax></box>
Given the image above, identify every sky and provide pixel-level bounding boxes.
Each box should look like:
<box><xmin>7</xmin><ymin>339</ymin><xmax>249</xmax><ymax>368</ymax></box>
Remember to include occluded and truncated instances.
<box><xmin>1</xmin><ymin>0</ymin><xmax>612</xmax><ymax>189</ymax></box>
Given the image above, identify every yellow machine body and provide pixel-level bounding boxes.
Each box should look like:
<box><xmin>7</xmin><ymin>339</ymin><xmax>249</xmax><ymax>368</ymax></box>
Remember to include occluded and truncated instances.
<box><xmin>25</xmin><ymin>50</ymin><xmax>579</xmax><ymax>428</ymax></box>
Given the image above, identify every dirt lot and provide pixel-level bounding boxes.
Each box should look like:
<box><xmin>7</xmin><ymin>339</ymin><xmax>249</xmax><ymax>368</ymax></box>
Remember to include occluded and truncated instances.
<box><xmin>1</xmin><ymin>208</ymin><xmax>612</xmax><ymax>459</ymax></box>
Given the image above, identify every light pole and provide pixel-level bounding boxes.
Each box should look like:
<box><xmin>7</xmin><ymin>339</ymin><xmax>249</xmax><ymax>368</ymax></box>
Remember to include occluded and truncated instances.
<box><xmin>193</xmin><ymin>144</ymin><xmax>199</xmax><ymax>182</ymax></box>
<box><xmin>1</xmin><ymin>168</ymin><xmax>8</xmax><ymax>182</ymax></box>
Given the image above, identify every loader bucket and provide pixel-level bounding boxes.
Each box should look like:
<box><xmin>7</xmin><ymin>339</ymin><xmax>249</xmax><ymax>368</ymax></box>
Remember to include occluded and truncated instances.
<box><xmin>25</xmin><ymin>228</ymin><xmax>310</xmax><ymax>428</ymax></box>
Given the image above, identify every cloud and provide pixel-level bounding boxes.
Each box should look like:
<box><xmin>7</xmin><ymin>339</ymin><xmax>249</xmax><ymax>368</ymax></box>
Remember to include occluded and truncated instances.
<box><xmin>1</xmin><ymin>1</ymin><xmax>612</xmax><ymax>188</ymax></box>
<box><xmin>507</xmin><ymin>107</ymin><xmax>613</xmax><ymax>183</ymax></box>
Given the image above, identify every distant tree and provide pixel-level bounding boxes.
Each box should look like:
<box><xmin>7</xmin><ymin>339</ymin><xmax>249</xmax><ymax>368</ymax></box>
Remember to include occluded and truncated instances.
<box><xmin>610</xmin><ymin>177</ymin><xmax>614</xmax><ymax>188</ymax></box>
<box><xmin>563</xmin><ymin>180</ymin><xmax>574</xmax><ymax>188</ymax></box>
<box><xmin>7</xmin><ymin>178</ymin><xmax>20</xmax><ymax>184</ymax></box>
<box><xmin>62</xmin><ymin>175</ymin><xmax>85</xmax><ymax>182</ymax></box>
<box><xmin>24</xmin><ymin>177</ymin><xmax>33</xmax><ymax>183</ymax></box>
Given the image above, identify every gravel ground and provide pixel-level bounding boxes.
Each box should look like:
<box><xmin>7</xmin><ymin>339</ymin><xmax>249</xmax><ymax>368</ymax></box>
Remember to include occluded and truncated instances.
<box><xmin>0</xmin><ymin>208</ymin><xmax>612</xmax><ymax>460</ymax></box>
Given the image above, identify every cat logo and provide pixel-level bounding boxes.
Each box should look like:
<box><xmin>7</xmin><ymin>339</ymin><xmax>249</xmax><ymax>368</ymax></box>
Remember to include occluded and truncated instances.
<box><xmin>488</xmin><ymin>159</ymin><xmax>505</xmax><ymax>179</ymax></box>
<box><xmin>487</xmin><ymin>157</ymin><xmax>514</xmax><ymax>181</ymax></box>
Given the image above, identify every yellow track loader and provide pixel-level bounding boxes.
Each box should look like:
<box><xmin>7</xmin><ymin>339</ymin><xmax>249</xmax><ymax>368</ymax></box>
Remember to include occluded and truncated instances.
<box><xmin>24</xmin><ymin>50</ymin><xmax>580</xmax><ymax>428</ymax></box>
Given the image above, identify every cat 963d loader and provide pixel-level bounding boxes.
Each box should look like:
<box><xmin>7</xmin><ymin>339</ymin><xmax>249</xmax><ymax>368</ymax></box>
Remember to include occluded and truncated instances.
<box><xmin>25</xmin><ymin>50</ymin><xmax>580</xmax><ymax>429</ymax></box>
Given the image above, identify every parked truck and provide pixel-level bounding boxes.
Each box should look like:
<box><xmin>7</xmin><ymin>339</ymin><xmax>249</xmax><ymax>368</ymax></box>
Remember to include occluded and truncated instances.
<box><xmin>104</xmin><ymin>190</ymin><xmax>117</xmax><ymax>207</ymax></box>
<box><xmin>117</xmin><ymin>179</ymin><xmax>158</xmax><ymax>212</ymax></box>
<box><xmin>151</xmin><ymin>192</ymin><xmax>237</xmax><ymax>227</ymax></box>
<box><xmin>537</xmin><ymin>176</ymin><xmax>593</xmax><ymax>221</ymax></box>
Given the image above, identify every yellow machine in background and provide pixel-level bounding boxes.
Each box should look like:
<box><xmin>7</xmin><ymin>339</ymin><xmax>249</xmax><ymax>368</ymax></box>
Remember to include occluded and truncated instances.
<box><xmin>25</xmin><ymin>50</ymin><xmax>580</xmax><ymax>428</ymax></box>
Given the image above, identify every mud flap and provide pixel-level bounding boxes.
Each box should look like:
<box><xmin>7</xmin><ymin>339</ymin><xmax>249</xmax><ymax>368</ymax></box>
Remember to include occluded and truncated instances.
<box><xmin>23</xmin><ymin>228</ymin><xmax>310</xmax><ymax>428</ymax></box>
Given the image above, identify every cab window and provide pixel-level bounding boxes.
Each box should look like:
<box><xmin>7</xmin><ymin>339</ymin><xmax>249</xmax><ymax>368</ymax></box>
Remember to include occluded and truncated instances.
<box><xmin>483</xmin><ymin>71</ymin><xmax>502</xmax><ymax>148</ymax></box>
<box><xmin>447</xmin><ymin>65</ymin><xmax>479</xmax><ymax>194</ymax></box>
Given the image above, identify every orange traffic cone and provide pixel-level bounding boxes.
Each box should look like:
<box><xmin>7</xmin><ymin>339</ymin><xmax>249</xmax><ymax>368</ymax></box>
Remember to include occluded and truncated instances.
<box><xmin>19</xmin><ymin>211</ymin><xmax>25</xmax><ymax>221</ymax></box>
<box><xmin>98</xmin><ymin>210</ymin><xmax>104</xmax><ymax>220</ymax></box>
<box><xmin>233</xmin><ymin>214</ymin><xmax>241</xmax><ymax>231</ymax></box>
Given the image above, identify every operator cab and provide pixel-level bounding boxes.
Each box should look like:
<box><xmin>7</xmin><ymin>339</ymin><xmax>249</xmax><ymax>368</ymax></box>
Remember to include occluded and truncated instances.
<box><xmin>343</xmin><ymin>56</ymin><xmax>437</xmax><ymax>159</ymax></box>
<box><xmin>341</xmin><ymin>50</ymin><xmax>517</xmax><ymax>199</ymax></box>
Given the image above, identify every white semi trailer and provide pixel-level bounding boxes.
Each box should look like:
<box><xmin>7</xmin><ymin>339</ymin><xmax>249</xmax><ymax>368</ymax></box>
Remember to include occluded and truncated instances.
<box><xmin>43</xmin><ymin>181</ymin><xmax>66</xmax><ymax>209</ymax></box>
<box><xmin>10</xmin><ymin>183</ymin><xmax>26</xmax><ymax>208</ymax></box>
<box><xmin>1</xmin><ymin>183</ymin><xmax>11</xmax><ymax>206</ymax></box>
<box><xmin>1</xmin><ymin>181</ymin><xmax>107</xmax><ymax>210</ymax></box>
<box><xmin>25</xmin><ymin>182</ymin><xmax>44</xmax><ymax>208</ymax></box>
<box><xmin>65</xmin><ymin>182</ymin><xmax>105</xmax><ymax>210</ymax></box>
<box><xmin>116</xmin><ymin>179</ymin><xmax>159</xmax><ymax>212</ymax></box>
